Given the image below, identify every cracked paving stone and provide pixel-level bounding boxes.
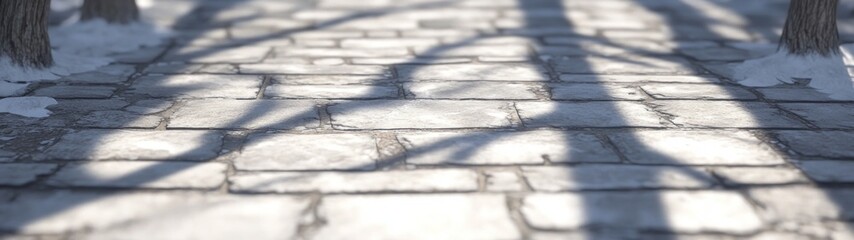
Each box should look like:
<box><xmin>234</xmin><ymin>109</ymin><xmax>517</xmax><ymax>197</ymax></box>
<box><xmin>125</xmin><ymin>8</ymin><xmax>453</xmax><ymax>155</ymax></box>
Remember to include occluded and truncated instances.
<box><xmin>778</xmin><ymin>103</ymin><xmax>854</xmax><ymax>129</ymax></box>
<box><xmin>522</xmin><ymin>191</ymin><xmax>763</xmax><ymax>234</ymax></box>
<box><xmin>640</xmin><ymin>84</ymin><xmax>757</xmax><ymax>100</ymax></box>
<box><xmin>44</xmin><ymin>130</ymin><xmax>222</xmax><ymax>161</ymax></box>
<box><xmin>774</xmin><ymin>131</ymin><xmax>854</xmax><ymax>158</ymax></box>
<box><xmin>0</xmin><ymin>163</ymin><xmax>57</xmax><ymax>186</ymax></box>
<box><xmin>265</xmin><ymin>84</ymin><xmax>398</xmax><ymax>99</ymax></box>
<box><xmin>75</xmin><ymin>111</ymin><xmax>162</xmax><ymax>128</ymax></box>
<box><xmin>240</xmin><ymin>64</ymin><xmax>390</xmax><ymax>75</ymax></box>
<box><xmin>230</xmin><ymin>169</ymin><xmax>478</xmax><ymax>193</ymax></box>
<box><xmin>328</xmin><ymin>100</ymin><xmax>513</xmax><ymax>129</ymax></box>
<box><xmin>405</xmin><ymin>82</ymin><xmax>539</xmax><ymax>100</ymax></box>
<box><xmin>0</xmin><ymin>192</ymin><xmax>310</xmax><ymax>239</ymax></box>
<box><xmin>711</xmin><ymin>167</ymin><xmax>809</xmax><ymax>186</ymax></box>
<box><xmin>128</xmin><ymin>75</ymin><xmax>262</xmax><ymax>99</ymax></box>
<box><xmin>550</xmin><ymin>84</ymin><xmax>644</xmax><ymax>101</ymax></box>
<box><xmin>236</xmin><ymin>133</ymin><xmax>378</xmax><ymax>171</ymax></box>
<box><xmin>399</xmin><ymin>131</ymin><xmax>619</xmax><ymax>165</ymax></box>
<box><xmin>748</xmin><ymin>186</ymin><xmax>854</xmax><ymax>222</ymax></box>
<box><xmin>654</xmin><ymin>101</ymin><xmax>806</xmax><ymax>128</ymax></box>
<box><xmin>397</xmin><ymin>64</ymin><xmax>549</xmax><ymax>81</ymax></box>
<box><xmin>33</xmin><ymin>85</ymin><xmax>116</xmax><ymax>99</ymax></box>
<box><xmin>610</xmin><ymin>130</ymin><xmax>785</xmax><ymax>165</ymax></box>
<box><xmin>798</xmin><ymin>161</ymin><xmax>854</xmax><ymax>183</ymax></box>
<box><xmin>46</xmin><ymin>161</ymin><xmax>226</xmax><ymax>189</ymax></box>
<box><xmin>168</xmin><ymin>100</ymin><xmax>319</xmax><ymax>130</ymax></box>
<box><xmin>313</xmin><ymin>194</ymin><xmax>521</xmax><ymax>240</ymax></box>
<box><xmin>522</xmin><ymin>165</ymin><xmax>716</xmax><ymax>191</ymax></box>
<box><xmin>516</xmin><ymin>102</ymin><xmax>663</xmax><ymax>128</ymax></box>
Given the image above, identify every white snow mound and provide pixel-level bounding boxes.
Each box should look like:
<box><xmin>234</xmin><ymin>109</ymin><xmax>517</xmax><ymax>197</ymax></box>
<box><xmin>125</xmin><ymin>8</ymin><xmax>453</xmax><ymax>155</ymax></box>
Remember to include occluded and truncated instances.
<box><xmin>0</xmin><ymin>53</ymin><xmax>109</xmax><ymax>82</ymax></box>
<box><xmin>0</xmin><ymin>97</ymin><xmax>58</xmax><ymax>118</ymax></box>
<box><xmin>50</xmin><ymin>19</ymin><xmax>170</xmax><ymax>57</ymax></box>
<box><xmin>733</xmin><ymin>47</ymin><xmax>854</xmax><ymax>100</ymax></box>
<box><xmin>0</xmin><ymin>81</ymin><xmax>29</xmax><ymax>97</ymax></box>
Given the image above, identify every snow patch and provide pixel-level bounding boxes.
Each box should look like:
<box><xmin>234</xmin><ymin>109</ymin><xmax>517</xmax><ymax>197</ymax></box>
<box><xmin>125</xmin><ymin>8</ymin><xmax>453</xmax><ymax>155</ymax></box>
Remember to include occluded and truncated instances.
<box><xmin>0</xmin><ymin>97</ymin><xmax>58</xmax><ymax>118</ymax></box>
<box><xmin>733</xmin><ymin>47</ymin><xmax>854</xmax><ymax>100</ymax></box>
<box><xmin>0</xmin><ymin>53</ymin><xmax>110</xmax><ymax>82</ymax></box>
<box><xmin>50</xmin><ymin>19</ymin><xmax>170</xmax><ymax>57</ymax></box>
<box><xmin>0</xmin><ymin>81</ymin><xmax>29</xmax><ymax>97</ymax></box>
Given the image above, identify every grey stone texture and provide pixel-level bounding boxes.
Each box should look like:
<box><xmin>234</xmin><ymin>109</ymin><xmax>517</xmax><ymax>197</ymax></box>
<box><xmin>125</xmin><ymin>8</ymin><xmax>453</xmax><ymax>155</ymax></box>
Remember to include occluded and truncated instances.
<box><xmin>47</xmin><ymin>161</ymin><xmax>227</xmax><ymax>189</ymax></box>
<box><xmin>235</xmin><ymin>133</ymin><xmax>378</xmax><ymax>171</ymax></box>
<box><xmin>610</xmin><ymin>131</ymin><xmax>785</xmax><ymax>165</ymax></box>
<box><xmin>230</xmin><ymin>169</ymin><xmax>478</xmax><ymax>193</ymax></box>
<box><xmin>168</xmin><ymin>100</ymin><xmax>319</xmax><ymax>129</ymax></box>
<box><xmin>128</xmin><ymin>75</ymin><xmax>262</xmax><ymax>99</ymax></box>
<box><xmin>522</xmin><ymin>165</ymin><xmax>716</xmax><ymax>191</ymax></box>
<box><xmin>44</xmin><ymin>130</ymin><xmax>222</xmax><ymax>161</ymax></box>
<box><xmin>328</xmin><ymin>100</ymin><xmax>514</xmax><ymax>129</ymax></box>
<box><xmin>516</xmin><ymin>102</ymin><xmax>664</xmax><ymax>127</ymax></box>
<box><xmin>0</xmin><ymin>164</ymin><xmax>57</xmax><ymax>186</ymax></box>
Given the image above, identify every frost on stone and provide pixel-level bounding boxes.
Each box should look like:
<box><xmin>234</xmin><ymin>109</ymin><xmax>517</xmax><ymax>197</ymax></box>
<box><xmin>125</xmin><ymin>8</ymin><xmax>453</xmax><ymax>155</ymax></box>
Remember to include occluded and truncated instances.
<box><xmin>733</xmin><ymin>47</ymin><xmax>854</xmax><ymax>100</ymax></box>
<box><xmin>50</xmin><ymin>19</ymin><xmax>170</xmax><ymax>57</ymax></box>
<box><xmin>0</xmin><ymin>97</ymin><xmax>58</xmax><ymax>118</ymax></box>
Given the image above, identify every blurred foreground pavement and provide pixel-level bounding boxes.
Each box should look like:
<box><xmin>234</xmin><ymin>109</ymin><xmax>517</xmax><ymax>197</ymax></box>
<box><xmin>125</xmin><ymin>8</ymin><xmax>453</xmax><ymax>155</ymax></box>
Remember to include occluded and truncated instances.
<box><xmin>2</xmin><ymin>0</ymin><xmax>854</xmax><ymax>239</ymax></box>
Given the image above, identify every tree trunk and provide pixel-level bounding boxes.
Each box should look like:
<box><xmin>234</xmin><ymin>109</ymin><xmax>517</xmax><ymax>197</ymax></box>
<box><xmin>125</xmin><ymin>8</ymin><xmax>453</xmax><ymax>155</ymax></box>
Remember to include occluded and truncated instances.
<box><xmin>81</xmin><ymin>0</ymin><xmax>140</xmax><ymax>24</ymax></box>
<box><xmin>0</xmin><ymin>0</ymin><xmax>53</xmax><ymax>69</ymax></box>
<box><xmin>780</xmin><ymin>0</ymin><xmax>840</xmax><ymax>56</ymax></box>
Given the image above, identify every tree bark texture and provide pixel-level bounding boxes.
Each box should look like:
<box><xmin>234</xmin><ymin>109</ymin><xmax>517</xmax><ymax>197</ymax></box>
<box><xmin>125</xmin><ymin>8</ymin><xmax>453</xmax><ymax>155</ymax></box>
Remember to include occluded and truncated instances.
<box><xmin>0</xmin><ymin>0</ymin><xmax>54</xmax><ymax>69</ymax></box>
<box><xmin>81</xmin><ymin>0</ymin><xmax>140</xmax><ymax>24</ymax></box>
<box><xmin>780</xmin><ymin>0</ymin><xmax>840</xmax><ymax>56</ymax></box>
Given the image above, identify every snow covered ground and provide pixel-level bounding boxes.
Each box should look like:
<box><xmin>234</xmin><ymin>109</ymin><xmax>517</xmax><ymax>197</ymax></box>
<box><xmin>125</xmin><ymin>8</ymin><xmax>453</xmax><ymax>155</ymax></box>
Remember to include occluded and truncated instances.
<box><xmin>733</xmin><ymin>45</ymin><xmax>854</xmax><ymax>100</ymax></box>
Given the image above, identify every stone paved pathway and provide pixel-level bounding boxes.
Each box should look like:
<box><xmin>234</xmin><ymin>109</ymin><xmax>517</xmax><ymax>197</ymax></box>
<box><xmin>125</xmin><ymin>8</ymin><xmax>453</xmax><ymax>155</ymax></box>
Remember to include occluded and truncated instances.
<box><xmin>2</xmin><ymin>0</ymin><xmax>854</xmax><ymax>239</ymax></box>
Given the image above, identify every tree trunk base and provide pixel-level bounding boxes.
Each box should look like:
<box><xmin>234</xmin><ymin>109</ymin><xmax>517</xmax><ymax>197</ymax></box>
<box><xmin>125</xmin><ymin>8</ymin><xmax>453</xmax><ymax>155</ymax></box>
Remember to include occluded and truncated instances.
<box><xmin>0</xmin><ymin>0</ymin><xmax>54</xmax><ymax>69</ymax></box>
<box><xmin>81</xmin><ymin>0</ymin><xmax>140</xmax><ymax>24</ymax></box>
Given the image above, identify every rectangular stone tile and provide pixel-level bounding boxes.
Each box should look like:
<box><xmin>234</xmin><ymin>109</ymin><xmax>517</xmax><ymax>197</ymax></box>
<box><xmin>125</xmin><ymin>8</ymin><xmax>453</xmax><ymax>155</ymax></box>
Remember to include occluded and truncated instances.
<box><xmin>328</xmin><ymin>100</ymin><xmax>513</xmax><ymax>129</ymax></box>
<box><xmin>798</xmin><ymin>161</ymin><xmax>854</xmax><ymax>183</ymax></box>
<box><xmin>0</xmin><ymin>192</ymin><xmax>309</xmax><ymax>239</ymax></box>
<box><xmin>33</xmin><ymin>86</ymin><xmax>116</xmax><ymax>99</ymax></box>
<box><xmin>265</xmin><ymin>84</ymin><xmax>398</xmax><ymax>99</ymax></box>
<box><xmin>655</xmin><ymin>101</ymin><xmax>806</xmax><ymax>128</ymax></box>
<box><xmin>0</xmin><ymin>164</ymin><xmax>57</xmax><ymax>186</ymax></box>
<box><xmin>756</xmin><ymin>87</ymin><xmax>843</xmax><ymax>102</ymax></box>
<box><xmin>399</xmin><ymin>131</ymin><xmax>619</xmax><ymax>165</ymax></box>
<box><xmin>340</xmin><ymin>38</ymin><xmax>440</xmax><ymax>48</ymax></box>
<box><xmin>240</xmin><ymin>64</ymin><xmax>389</xmax><ymax>75</ymax></box>
<box><xmin>275</xmin><ymin>47</ymin><xmax>409</xmax><ymax>57</ymax></box>
<box><xmin>44</xmin><ymin>130</ymin><xmax>221</xmax><ymax>161</ymax></box>
<box><xmin>128</xmin><ymin>75</ymin><xmax>261</xmax><ymax>99</ymax></box>
<box><xmin>551</xmin><ymin>55</ymin><xmax>698</xmax><ymax>74</ymax></box>
<box><xmin>351</xmin><ymin>57</ymin><xmax>472</xmax><ymax>65</ymax></box>
<box><xmin>413</xmin><ymin>45</ymin><xmax>529</xmax><ymax>57</ymax></box>
<box><xmin>397</xmin><ymin>64</ymin><xmax>549</xmax><ymax>81</ymax></box>
<box><xmin>711</xmin><ymin>167</ymin><xmax>809</xmax><ymax>186</ymax></box>
<box><xmin>748</xmin><ymin>186</ymin><xmax>854</xmax><ymax>222</ymax></box>
<box><xmin>314</xmin><ymin>194</ymin><xmax>520</xmax><ymax>240</ymax></box>
<box><xmin>516</xmin><ymin>102</ymin><xmax>664</xmax><ymax>128</ymax></box>
<box><xmin>168</xmin><ymin>100</ymin><xmax>319</xmax><ymax>130</ymax></box>
<box><xmin>405</xmin><ymin>82</ymin><xmax>539</xmax><ymax>100</ymax></box>
<box><xmin>522</xmin><ymin>192</ymin><xmax>762</xmax><ymax>234</ymax></box>
<box><xmin>75</xmin><ymin>111</ymin><xmax>163</xmax><ymax>128</ymax></box>
<box><xmin>60</xmin><ymin>64</ymin><xmax>136</xmax><ymax>84</ymax></box>
<box><xmin>550</xmin><ymin>84</ymin><xmax>644</xmax><ymax>101</ymax></box>
<box><xmin>230</xmin><ymin>169</ymin><xmax>477</xmax><ymax>193</ymax></box>
<box><xmin>779</xmin><ymin>103</ymin><xmax>854</xmax><ymax>129</ymax></box>
<box><xmin>641</xmin><ymin>84</ymin><xmax>757</xmax><ymax>100</ymax></box>
<box><xmin>610</xmin><ymin>130</ymin><xmax>785</xmax><ymax>165</ymax></box>
<box><xmin>522</xmin><ymin>165</ymin><xmax>716</xmax><ymax>191</ymax></box>
<box><xmin>46</xmin><ymin>162</ymin><xmax>226</xmax><ymax>189</ymax></box>
<box><xmin>163</xmin><ymin>46</ymin><xmax>270</xmax><ymax>63</ymax></box>
<box><xmin>560</xmin><ymin>74</ymin><xmax>720</xmax><ymax>83</ymax></box>
<box><xmin>484</xmin><ymin>169</ymin><xmax>524</xmax><ymax>192</ymax></box>
<box><xmin>774</xmin><ymin>131</ymin><xmax>854</xmax><ymax>158</ymax></box>
<box><xmin>236</xmin><ymin>133</ymin><xmax>377</xmax><ymax>171</ymax></box>
<box><xmin>270</xmin><ymin>75</ymin><xmax>392</xmax><ymax>85</ymax></box>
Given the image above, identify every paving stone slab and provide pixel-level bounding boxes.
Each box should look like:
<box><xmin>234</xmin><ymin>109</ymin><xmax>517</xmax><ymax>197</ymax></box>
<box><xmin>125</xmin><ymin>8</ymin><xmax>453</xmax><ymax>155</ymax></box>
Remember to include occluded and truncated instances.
<box><xmin>44</xmin><ymin>130</ymin><xmax>222</xmax><ymax>161</ymax></box>
<box><xmin>144</xmin><ymin>63</ymin><xmax>205</xmax><ymax>74</ymax></box>
<box><xmin>774</xmin><ymin>131</ymin><xmax>854</xmax><ymax>158</ymax></box>
<box><xmin>48</xmin><ymin>99</ymin><xmax>130</xmax><ymax>114</ymax></box>
<box><xmin>340</xmin><ymin>38</ymin><xmax>440</xmax><ymax>48</ymax></box>
<box><xmin>75</xmin><ymin>111</ymin><xmax>162</xmax><ymax>128</ymax></box>
<box><xmin>125</xmin><ymin>100</ymin><xmax>173</xmax><ymax>114</ymax></box>
<box><xmin>33</xmin><ymin>86</ymin><xmax>116</xmax><ymax>99</ymax></box>
<box><xmin>778</xmin><ymin>103</ymin><xmax>854</xmax><ymax>129</ymax></box>
<box><xmin>516</xmin><ymin>102</ymin><xmax>664</xmax><ymax>128</ymax></box>
<box><xmin>522</xmin><ymin>165</ymin><xmax>716</xmax><ymax>191</ymax></box>
<box><xmin>46</xmin><ymin>161</ymin><xmax>227</xmax><ymax>189</ymax></box>
<box><xmin>236</xmin><ymin>133</ymin><xmax>378</xmax><ymax>171</ymax></box>
<box><xmin>60</xmin><ymin>64</ymin><xmax>136</xmax><ymax>84</ymax></box>
<box><xmin>265</xmin><ymin>84</ymin><xmax>398</xmax><ymax>99</ymax></box>
<box><xmin>163</xmin><ymin>46</ymin><xmax>270</xmax><ymax>63</ymax></box>
<box><xmin>399</xmin><ymin>131</ymin><xmax>619</xmax><ymax>165</ymax></box>
<box><xmin>0</xmin><ymin>192</ymin><xmax>310</xmax><ymax>239</ymax></box>
<box><xmin>168</xmin><ymin>100</ymin><xmax>319</xmax><ymax>130</ymax></box>
<box><xmin>755</xmin><ymin>87</ymin><xmax>842</xmax><ymax>102</ymax></box>
<box><xmin>240</xmin><ymin>64</ymin><xmax>390</xmax><ymax>75</ymax></box>
<box><xmin>128</xmin><ymin>75</ymin><xmax>262</xmax><ymax>99</ymax></box>
<box><xmin>413</xmin><ymin>45</ymin><xmax>529</xmax><ymax>57</ymax></box>
<box><xmin>484</xmin><ymin>170</ymin><xmax>524</xmax><ymax>192</ymax></box>
<box><xmin>275</xmin><ymin>47</ymin><xmax>409</xmax><ymax>57</ymax></box>
<box><xmin>230</xmin><ymin>169</ymin><xmax>478</xmax><ymax>193</ymax></box>
<box><xmin>314</xmin><ymin>194</ymin><xmax>521</xmax><ymax>240</ymax></box>
<box><xmin>655</xmin><ymin>101</ymin><xmax>806</xmax><ymax>128</ymax></box>
<box><xmin>521</xmin><ymin>192</ymin><xmax>763</xmax><ymax>234</ymax></box>
<box><xmin>551</xmin><ymin>55</ymin><xmax>698</xmax><ymax>74</ymax></box>
<box><xmin>397</xmin><ymin>64</ymin><xmax>549</xmax><ymax>81</ymax></box>
<box><xmin>0</xmin><ymin>164</ymin><xmax>57</xmax><ymax>186</ymax></box>
<box><xmin>610</xmin><ymin>130</ymin><xmax>785</xmax><ymax>165</ymax></box>
<box><xmin>405</xmin><ymin>82</ymin><xmax>539</xmax><ymax>100</ymax></box>
<box><xmin>711</xmin><ymin>167</ymin><xmax>809</xmax><ymax>186</ymax></box>
<box><xmin>328</xmin><ymin>100</ymin><xmax>513</xmax><ymax>129</ymax></box>
<box><xmin>351</xmin><ymin>57</ymin><xmax>472</xmax><ymax>65</ymax></box>
<box><xmin>550</xmin><ymin>84</ymin><xmax>644</xmax><ymax>101</ymax></box>
<box><xmin>270</xmin><ymin>75</ymin><xmax>393</xmax><ymax>85</ymax></box>
<box><xmin>748</xmin><ymin>186</ymin><xmax>854</xmax><ymax>222</ymax></box>
<box><xmin>798</xmin><ymin>161</ymin><xmax>854</xmax><ymax>183</ymax></box>
<box><xmin>640</xmin><ymin>84</ymin><xmax>757</xmax><ymax>100</ymax></box>
<box><xmin>560</xmin><ymin>74</ymin><xmax>720</xmax><ymax>83</ymax></box>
